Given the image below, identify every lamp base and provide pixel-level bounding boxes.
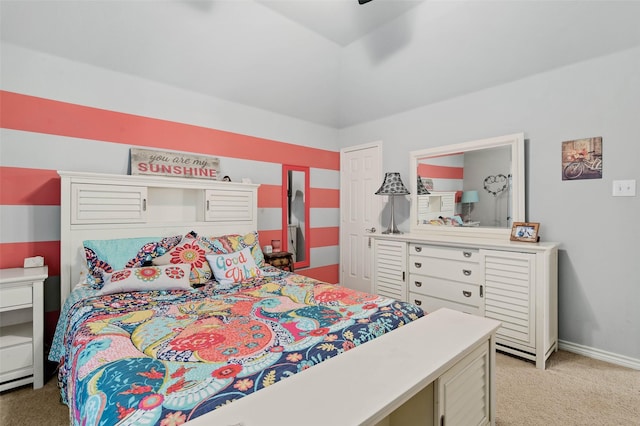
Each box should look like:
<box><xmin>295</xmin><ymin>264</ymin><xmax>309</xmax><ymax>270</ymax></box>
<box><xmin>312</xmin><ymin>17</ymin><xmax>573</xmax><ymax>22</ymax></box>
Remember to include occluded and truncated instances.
<box><xmin>382</xmin><ymin>228</ymin><xmax>403</xmax><ymax>235</ymax></box>
<box><xmin>382</xmin><ymin>197</ymin><xmax>402</xmax><ymax>234</ymax></box>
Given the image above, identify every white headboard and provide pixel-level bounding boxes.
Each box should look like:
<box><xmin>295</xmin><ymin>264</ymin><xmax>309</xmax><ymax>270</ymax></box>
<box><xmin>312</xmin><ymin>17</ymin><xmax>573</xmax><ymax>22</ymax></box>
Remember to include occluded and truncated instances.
<box><xmin>58</xmin><ymin>171</ymin><xmax>260</xmax><ymax>303</ymax></box>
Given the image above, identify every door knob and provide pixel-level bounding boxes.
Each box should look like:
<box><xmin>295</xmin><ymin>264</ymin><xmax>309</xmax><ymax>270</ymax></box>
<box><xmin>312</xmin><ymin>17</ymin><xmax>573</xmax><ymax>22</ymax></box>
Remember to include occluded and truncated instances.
<box><xmin>365</xmin><ymin>227</ymin><xmax>376</xmax><ymax>233</ymax></box>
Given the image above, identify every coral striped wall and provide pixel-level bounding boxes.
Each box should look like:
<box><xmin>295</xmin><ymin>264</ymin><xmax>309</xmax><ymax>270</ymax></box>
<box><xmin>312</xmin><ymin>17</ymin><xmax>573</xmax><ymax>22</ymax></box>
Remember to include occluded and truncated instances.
<box><xmin>0</xmin><ymin>89</ymin><xmax>340</xmax><ymax>344</ymax></box>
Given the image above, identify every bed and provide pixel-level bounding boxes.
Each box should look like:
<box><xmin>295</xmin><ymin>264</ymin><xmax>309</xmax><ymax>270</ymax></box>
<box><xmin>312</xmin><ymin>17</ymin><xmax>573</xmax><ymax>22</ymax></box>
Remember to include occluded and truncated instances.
<box><xmin>51</xmin><ymin>171</ymin><xmax>500</xmax><ymax>426</ymax></box>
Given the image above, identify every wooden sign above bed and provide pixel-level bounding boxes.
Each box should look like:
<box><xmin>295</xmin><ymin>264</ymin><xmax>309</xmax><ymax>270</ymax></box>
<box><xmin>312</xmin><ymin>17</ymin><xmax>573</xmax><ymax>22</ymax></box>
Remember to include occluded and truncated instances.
<box><xmin>130</xmin><ymin>148</ymin><xmax>220</xmax><ymax>180</ymax></box>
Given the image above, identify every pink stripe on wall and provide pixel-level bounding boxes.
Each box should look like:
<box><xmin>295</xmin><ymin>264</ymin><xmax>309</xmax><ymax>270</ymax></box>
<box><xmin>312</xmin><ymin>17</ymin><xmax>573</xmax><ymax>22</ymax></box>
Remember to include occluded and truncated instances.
<box><xmin>257</xmin><ymin>184</ymin><xmax>282</xmax><ymax>208</ymax></box>
<box><xmin>309</xmin><ymin>188</ymin><xmax>339</xmax><ymax>208</ymax></box>
<box><xmin>0</xmin><ymin>167</ymin><xmax>60</xmax><ymax>205</ymax></box>
<box><xmin>310</xmin><ymin>227</ymin><xmax>339</xmax><ymax>247</ymax></box>
<box><xmin>0</xmin><ymin>91</ymin><xmax>340</xmax><ymax>171</ymax></box>
<box><xmin>0</xmin><ymin>241</ymin><xmax>60</xmax><ymax>274</ymax></box>
<box><xmin>418</xmin><ymin>163</ymin><xmax>464</xmax><ymax>180</ymax></box>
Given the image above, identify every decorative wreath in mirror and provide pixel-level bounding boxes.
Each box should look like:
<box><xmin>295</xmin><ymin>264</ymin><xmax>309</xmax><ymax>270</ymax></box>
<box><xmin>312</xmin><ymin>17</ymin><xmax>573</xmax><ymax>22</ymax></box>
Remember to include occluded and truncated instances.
<box><xmin>484</xmin><ymin>174</ymin><xmax>508</xmax><ymax>196</ymax></box>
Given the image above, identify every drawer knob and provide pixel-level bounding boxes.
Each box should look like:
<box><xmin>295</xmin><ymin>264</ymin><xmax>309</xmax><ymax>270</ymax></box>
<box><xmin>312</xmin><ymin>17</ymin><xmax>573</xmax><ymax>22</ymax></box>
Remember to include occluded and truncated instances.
<box><xmin>414</xmin><ymin>300</ymin><xmax>422</xmax><ymax>306</ymax></box>
<box><xmin>414</xmin><ymin>281</ymin><xmax>422</xmax><ymax>287</ymax></box>
<box><xmin>414</xmin><ymin>262</ymin><xmax>422</xmax><ymax>268</ymax></box>
<box><xmin>415</xmin><ymin>246</ymin><xmax>422</xmax><ymax>252</ymax></box>
<box><xmin>463</xmin><ymin>269</ymin><xmax>472</xmax><ymax>276</ymax></box>
<box><xmin>463</xmin><ymin>290</ymin><xmax>472</xmax><ymax>297</ymax></box>
<box><xmin>463</xmin><ymin>251</ymin><xmax>472</xmax><ymax>258</ymax></box>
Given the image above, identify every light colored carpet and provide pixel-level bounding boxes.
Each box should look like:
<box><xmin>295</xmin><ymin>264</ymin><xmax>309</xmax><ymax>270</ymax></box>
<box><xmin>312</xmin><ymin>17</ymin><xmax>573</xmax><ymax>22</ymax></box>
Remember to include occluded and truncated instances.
<box><xmin>1</xmin><ymin>350</ymin><xmax>638</xmax><ymax>425</ymax></box>
<box><xmin>495</xmin><ymin>350</ymin><xmax>640</xmax><ymax>425</ymax></box>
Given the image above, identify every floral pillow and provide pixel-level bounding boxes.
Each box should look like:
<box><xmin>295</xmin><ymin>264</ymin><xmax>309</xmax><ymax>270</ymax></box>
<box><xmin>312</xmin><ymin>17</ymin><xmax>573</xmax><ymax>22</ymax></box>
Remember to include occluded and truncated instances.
<box><xmin>201</xmin><ymin>231</ymin><xmax>265</xmax><ymax>267</ymax></box>
<box><xmin>84</xmin><ymin>235</ymin><xmax>182</xmax><ymax>289</ymax></box>
<box><xmin>153</xmin><ymin>232</ymin><xmax>213</xmax><ymax>285</ymax></box>
<box><xmin>98</xmin><ymin>264</ymin><xmax>192</xmax><ymax>296</ymax></box>
<box><xmin>206</xmin><ymin>247</ymin><xmax>262</xmax><ymax>285</ymax></box>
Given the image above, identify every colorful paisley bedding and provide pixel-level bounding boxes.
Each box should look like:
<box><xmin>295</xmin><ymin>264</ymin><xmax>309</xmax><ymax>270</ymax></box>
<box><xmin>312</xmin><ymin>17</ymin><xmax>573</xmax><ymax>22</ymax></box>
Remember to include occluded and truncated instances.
<box><xmin>50</xmin><ymin>267</ymin><xmax>424</xmax><ymax>425</ymax></box>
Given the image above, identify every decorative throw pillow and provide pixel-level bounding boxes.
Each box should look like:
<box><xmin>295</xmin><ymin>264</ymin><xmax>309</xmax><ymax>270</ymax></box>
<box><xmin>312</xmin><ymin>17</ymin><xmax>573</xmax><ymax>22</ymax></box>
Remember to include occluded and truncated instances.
<box><xmin>84</xmin><ymin>235</ymin><xmax>182</xmax><ymax>288</ymax></box>
<box><xmin>153</xmin><ymin>232</ymin><xmax>213</xmax><ymax>285</ymax></box>
<box><xmin>98</xmin><ymin>264</ymin><xmax>192</xmax><ymax>295</ymax></box>
<box><xmin>206</xmin><ymin>247</ymin><xmax>262</xmax><ymax>285</ymax></box>
<box><xmin>201</xmin><ymin>231</ymin><xmax>265</xmax><ymax>267</ymax></box>
<box><xmin>126</xmin><ymin>235</ymin><xmax>183</xmax><ymax>267</ymax></box>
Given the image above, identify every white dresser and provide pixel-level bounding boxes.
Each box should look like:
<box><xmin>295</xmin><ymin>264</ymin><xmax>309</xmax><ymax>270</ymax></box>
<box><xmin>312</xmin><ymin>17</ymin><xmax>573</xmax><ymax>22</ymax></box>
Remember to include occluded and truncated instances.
<box><xmin>372</xmin><ymin>234</ymin><xmax>558</xmax><ymax>369</ymax></box>
<box><xmin>0</xmin><ymin>266</ymin><xmax>47</xmax><ymax>391</ymax></box>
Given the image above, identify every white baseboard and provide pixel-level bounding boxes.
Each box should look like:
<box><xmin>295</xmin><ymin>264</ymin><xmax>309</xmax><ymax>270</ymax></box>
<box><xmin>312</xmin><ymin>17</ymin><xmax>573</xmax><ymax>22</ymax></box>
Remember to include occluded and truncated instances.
<box><xmin>559</xmin><ymin>340</ymin><xmax>640</xmax><ymax>370</ymax></box>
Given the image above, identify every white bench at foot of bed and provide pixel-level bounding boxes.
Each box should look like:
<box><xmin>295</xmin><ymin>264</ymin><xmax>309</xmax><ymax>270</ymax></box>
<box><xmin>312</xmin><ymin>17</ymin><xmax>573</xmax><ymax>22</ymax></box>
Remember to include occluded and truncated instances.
<box><xmin>187</xmin><ymin>308</ymin><xmax>501</xmax><ymax>426</ymax></box>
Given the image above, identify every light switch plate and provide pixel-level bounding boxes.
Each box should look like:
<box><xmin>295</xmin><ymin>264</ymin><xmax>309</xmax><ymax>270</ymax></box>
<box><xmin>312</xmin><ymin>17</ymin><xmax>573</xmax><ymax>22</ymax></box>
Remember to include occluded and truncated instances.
<box><xmin>24</xmin><ymin>256</ymin><xmax>44</xmax><ymax>268</ymax></box>
<box><xmin>612</xmin><ymin>180</ymin><xmax>636</xmax><ymax>197</ymax></box>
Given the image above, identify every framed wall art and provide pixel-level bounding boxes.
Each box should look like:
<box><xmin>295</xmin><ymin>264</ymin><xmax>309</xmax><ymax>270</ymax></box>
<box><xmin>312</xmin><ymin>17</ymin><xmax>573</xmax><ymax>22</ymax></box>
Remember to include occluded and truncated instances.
<box><xmin>130</xmin><ymin>148</ymin><xmax>220</xmax><ymax>180</ymax></box>
<box><xmin>562</xmin><ymin>137</ymin><xmax>602</xmax><ymax>180</ymax></box>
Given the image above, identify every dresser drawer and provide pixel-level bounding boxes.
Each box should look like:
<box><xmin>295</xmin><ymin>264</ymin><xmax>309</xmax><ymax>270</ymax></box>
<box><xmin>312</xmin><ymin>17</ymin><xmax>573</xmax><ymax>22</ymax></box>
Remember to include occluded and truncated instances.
<box><xmin>409</xmin><ymin>275</ymin><xmax>483</xmax><ymax>307</ymax></box>
<box><xmin>0</xmin><ymin>342</ymin><xmax>33</xmax><ymax>374</ymax></box>
<box><xmin>409</xmin><ymin>256</ymin><xmax>480</xmax><ymax>284</ymax></box>
<box><xmin>409</xmin><ymin>292</ymin><xmax>483</xmax><ymax>316</ymax></box>
<box><xmin>0</xmin><ymin>286</ymin><xmax>32</xmax><ymax>309</ymax></box>
<box><xmin>409</xmin><ymin>244</ymin><xmax>479</xmax><ymax>263</ymax></box>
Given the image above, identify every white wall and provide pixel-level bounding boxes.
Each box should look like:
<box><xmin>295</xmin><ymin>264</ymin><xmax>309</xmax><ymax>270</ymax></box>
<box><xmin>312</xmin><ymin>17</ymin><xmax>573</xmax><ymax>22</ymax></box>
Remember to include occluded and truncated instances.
<box><xmin>338</xmin><ymin>47</ymin><xmax>640</xmax><ymax>360</ymax></box>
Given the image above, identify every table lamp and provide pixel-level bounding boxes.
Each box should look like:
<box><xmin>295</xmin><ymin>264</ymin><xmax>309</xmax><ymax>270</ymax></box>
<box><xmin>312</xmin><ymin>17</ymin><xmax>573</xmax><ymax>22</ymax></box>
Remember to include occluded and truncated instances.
<box><xmin>375</xmin><ymin>172</ymin><xmax>410</xmax><ymax>234</ymax></box>
<box><xmin>461</xmin><ymin>190</ymin><xmax>479</xmax><ymax>224</ymax></box>
<box><xmin>417</xmin><ymin>176</ymin><xmax>431</xmax><ymax>195</ymax></box>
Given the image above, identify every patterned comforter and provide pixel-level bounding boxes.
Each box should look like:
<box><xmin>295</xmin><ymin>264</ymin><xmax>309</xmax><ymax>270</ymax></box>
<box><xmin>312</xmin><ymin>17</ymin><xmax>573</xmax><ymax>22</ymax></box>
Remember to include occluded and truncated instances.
<box><xmin>50</xmin><ymin>267</ymin><xmax>424</xmax><ymax>425</ymax></box>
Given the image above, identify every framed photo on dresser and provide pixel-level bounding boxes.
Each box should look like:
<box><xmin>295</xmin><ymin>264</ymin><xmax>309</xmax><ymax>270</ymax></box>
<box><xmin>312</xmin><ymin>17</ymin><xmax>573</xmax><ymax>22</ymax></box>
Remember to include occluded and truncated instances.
<box><xmin>510</xmin><ymin>222</ymin><xmax>540</xmax><ymax>242</ymax></box>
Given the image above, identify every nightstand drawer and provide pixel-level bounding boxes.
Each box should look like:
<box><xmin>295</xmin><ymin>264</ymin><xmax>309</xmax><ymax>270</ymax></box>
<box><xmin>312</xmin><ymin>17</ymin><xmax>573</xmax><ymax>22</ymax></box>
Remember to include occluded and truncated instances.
<box><xmin>409</xmin><ymin>292</ymin><xmax>483</xmax><ymax>316</ymax></box>
<box><xmin>409</xmin><ymin>257</ymin><xmax>480</xmax><ymax>284</ymax></box>
<box><xmin>409</xmin><ymin>276</ymin><xmax>483</xmax><ymax>307</ymax></box>
<box><xmin>264</xmin><ymin>252</ymin><xmax>294</xmax><ymax>272</ymax></box>
<box><xmin>0</xmin><ymin>286</ymin><xmax>32</xmax><ymax>309</ymax></box>
<box><xmin>0</xmin><ymin>342</ymin><xmax>33</xmax><ymax>374</ymax></box>
<box><xmin>269</xmin><ymin>257</ymin><xmax>290</xmax><ymax>268</ymax></box>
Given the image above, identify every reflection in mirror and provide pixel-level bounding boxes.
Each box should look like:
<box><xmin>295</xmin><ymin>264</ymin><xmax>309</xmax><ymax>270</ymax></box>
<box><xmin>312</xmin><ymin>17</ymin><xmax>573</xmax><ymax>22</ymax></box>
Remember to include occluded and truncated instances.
<box><xmin>410</xmin><ymin>133</ymin><xmax>524</xmax><ymax>239</ymax></box>
<box><xmin>282</xmin><ymin>165</ymin><xmax>310</xmax><ymax>269</ymax></box>
<box><xmin>417</xmin><ymin>146</ymin><xmax>511</xmax><ymax>226</ymax></box>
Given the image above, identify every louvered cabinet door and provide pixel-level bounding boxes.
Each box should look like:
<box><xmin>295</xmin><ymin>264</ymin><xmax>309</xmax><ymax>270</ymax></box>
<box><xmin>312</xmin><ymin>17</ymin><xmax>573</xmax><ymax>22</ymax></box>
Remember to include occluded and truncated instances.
<box><xmin>71</xmin><ymin>184</ymin><xmax>147</xmax><ymax>224</ymax></box>
<box><xmin>204</xmin><ymin>189</ymin><xmax>255</xmax><ymax>223</ymax></box>
<box><xmin>373</xmin><ymin>239</ymin><xmax>407</xmax><ymax>301</ymax></box>
<box><xmin>482</xmin><ymin>250</ymin><xmax>536</xmax><ymax>352</ymax></box>
<box><xmin>436</xmin><ymin>341</ymin><xmax>491</xmax><ymax>426</ymax></box>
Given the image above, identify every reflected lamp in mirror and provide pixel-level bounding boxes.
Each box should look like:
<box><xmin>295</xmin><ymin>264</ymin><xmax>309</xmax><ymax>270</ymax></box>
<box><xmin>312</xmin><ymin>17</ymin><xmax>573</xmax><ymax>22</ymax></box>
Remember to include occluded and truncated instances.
<box><xmin>417</xmin><ymin>176</ymin><xmax>431</xmax><ymax>195</ymax></box>
<box><xmin>461</xmin><ymin>190</ymin><xmax>479</xmax><ymax>224</ymax></box>
<box><xmin>375</xmin><ymin>172</ymin><xmax>410</xmax><ymax>234</ymax></box>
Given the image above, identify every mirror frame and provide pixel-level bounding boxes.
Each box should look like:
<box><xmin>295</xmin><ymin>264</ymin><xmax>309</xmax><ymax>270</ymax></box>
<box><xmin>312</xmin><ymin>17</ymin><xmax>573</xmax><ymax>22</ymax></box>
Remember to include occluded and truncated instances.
<box><xmin>409</xmin><ymin>132</ymin><xmax>525</xmax><ymax>240</ymax></box>
<box><xmin>281</xmin><ymin>165</ymin><xmax>310</xmax><ymax>269</ymax></box>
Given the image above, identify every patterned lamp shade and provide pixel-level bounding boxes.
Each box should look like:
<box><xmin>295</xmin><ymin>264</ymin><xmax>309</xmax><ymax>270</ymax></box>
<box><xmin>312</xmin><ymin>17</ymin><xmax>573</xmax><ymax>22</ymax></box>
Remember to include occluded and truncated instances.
<box><xmin>417</xmin><ymin>176</ymin><xmax>431</xmax><ymax>195</ymax></box>
<box><xmin>375</xmin><ymin>172</ymin><xmax>410</xmax><ymax>196</ymax></box>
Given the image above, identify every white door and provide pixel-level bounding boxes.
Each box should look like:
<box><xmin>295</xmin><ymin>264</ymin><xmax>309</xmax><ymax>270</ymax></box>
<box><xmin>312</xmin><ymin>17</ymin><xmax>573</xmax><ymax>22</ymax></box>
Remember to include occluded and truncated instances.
<box><xmin>340</xmin><ymin>142</ymin><xmax>382</xmax><ymax>293</ymax></box>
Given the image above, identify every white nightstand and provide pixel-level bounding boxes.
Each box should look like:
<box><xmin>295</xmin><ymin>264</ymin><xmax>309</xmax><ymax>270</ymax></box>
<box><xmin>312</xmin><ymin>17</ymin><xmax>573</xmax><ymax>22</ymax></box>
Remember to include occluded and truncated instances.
<box><xmin>0</xmin><ymin>266</ymin><xmax>47</xmax><ymax>391</ymax></box>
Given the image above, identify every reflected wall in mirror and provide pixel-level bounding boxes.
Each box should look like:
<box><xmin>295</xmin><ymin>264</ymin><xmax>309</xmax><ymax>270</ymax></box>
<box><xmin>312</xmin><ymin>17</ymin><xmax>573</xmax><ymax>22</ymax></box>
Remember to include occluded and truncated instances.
<box><xmin>410</xmin><ymin>133</ymin><xmax>525</xmax><ymax>239</ymax></box>
<box><xmin>282</xmin><ymin>165</ymin><xmax>310</xmax><ymax>269</ymax></box>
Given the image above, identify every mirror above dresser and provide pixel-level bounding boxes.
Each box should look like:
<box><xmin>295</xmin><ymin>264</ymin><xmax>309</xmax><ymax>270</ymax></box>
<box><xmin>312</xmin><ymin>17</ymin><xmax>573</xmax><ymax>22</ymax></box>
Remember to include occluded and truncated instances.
<box><xmin>409</xmin><ymin>133</ymin><xmax>525</xmax><ymax>240</ymax></box>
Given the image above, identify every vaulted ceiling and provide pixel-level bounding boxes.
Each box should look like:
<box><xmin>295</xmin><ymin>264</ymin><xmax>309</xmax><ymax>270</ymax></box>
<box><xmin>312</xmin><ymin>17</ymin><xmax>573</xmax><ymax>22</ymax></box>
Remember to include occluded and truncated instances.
<box><xmin>2</xmin><ymin>1</ymin><xmax>640</xmax><ymax>128</ymax></box>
